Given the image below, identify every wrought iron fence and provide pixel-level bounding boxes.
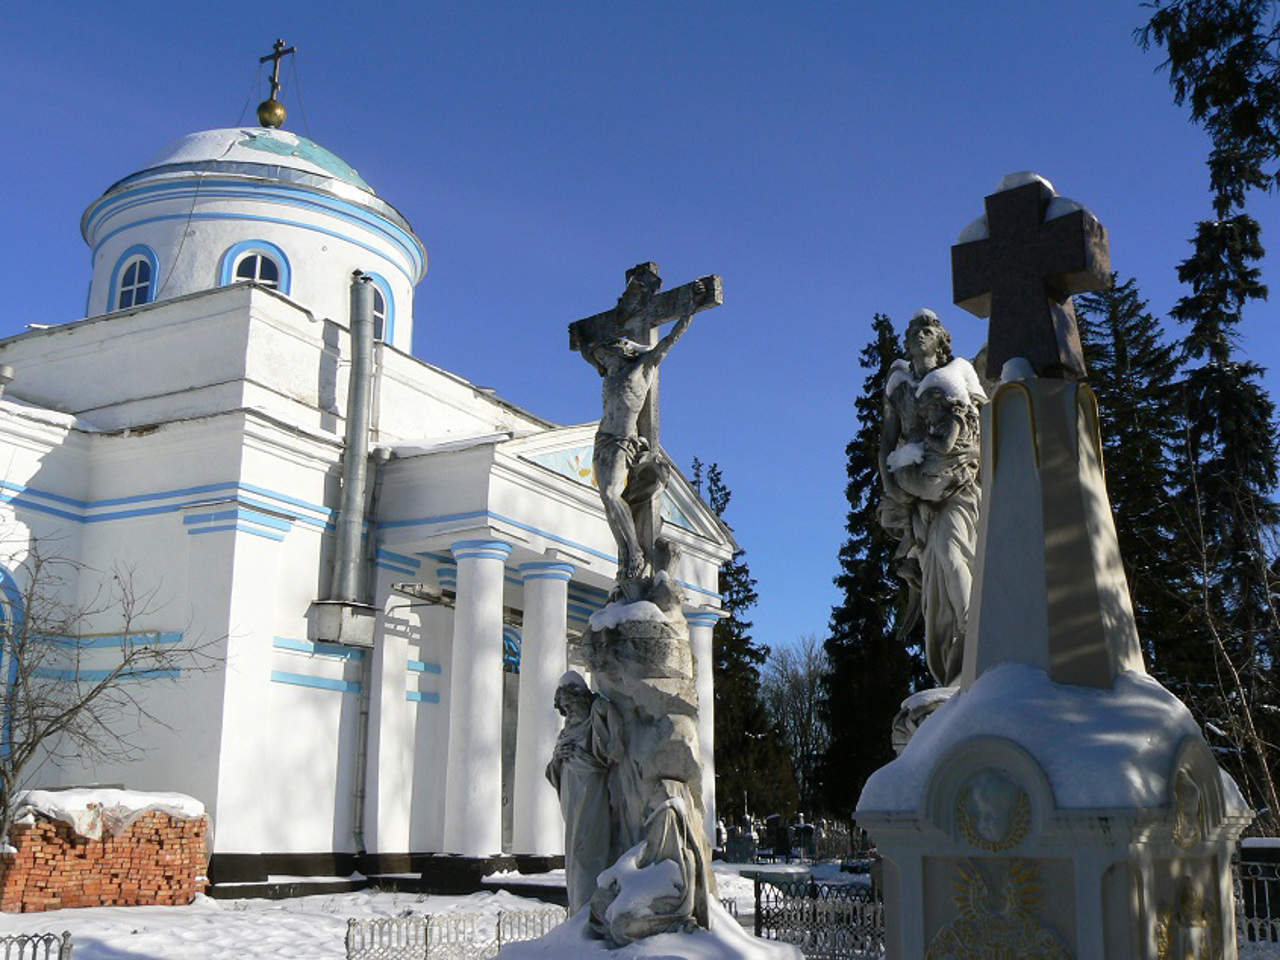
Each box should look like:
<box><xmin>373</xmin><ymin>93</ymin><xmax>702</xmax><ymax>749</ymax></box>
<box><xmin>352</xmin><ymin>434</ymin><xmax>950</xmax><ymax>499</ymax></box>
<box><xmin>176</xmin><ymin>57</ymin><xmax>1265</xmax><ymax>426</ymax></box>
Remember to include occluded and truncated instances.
<box><xmin>345</xmin><ymin>907</ymin><xmax>566</xmax><ymax>960</ymax></box>
<box><xmin>0</xmin><ymin>932</ymin><xmax>73</xmax><ymax>960</ymax></box>
<box><xmin>1238</xmin><ymin>854</ymin><xmax>1280</xmax><ymax>958</ymax></box>
<box><xmin>754</xmin><ymin>880</ymin><xmax>884</xmax><ymax>960</ymax></box>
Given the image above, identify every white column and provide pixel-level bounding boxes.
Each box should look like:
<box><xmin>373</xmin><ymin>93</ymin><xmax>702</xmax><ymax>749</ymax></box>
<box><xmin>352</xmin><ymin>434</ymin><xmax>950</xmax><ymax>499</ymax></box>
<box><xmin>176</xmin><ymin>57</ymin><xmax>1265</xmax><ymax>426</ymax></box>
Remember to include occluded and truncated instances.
<box><xmin>686</xmin><ymin>609</ymin><xmax>720</xmax><ymax>845</ymax></box>
<box><xmin>442</xmin><ymin>539</ymin><xmax>511</xmax><ymax>856</ymax></box>
<box><xmin>511</xmin><ymin>561</ymin><xmax>575</xmax><ymax>856</ymax></box>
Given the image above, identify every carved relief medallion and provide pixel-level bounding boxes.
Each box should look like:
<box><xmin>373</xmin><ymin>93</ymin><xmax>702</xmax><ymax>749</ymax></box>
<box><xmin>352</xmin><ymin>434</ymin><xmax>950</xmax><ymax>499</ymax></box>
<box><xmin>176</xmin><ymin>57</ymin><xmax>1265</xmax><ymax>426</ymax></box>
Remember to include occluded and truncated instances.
<box><xmin>925</xmin><ymin>859</ymin><xmax>1072</xmax><ymax>960</ymax></box>
<box><xmin>955</xmin><ymin>769</ymin><xmax>1031</xmax><ymax>852</ymax></box>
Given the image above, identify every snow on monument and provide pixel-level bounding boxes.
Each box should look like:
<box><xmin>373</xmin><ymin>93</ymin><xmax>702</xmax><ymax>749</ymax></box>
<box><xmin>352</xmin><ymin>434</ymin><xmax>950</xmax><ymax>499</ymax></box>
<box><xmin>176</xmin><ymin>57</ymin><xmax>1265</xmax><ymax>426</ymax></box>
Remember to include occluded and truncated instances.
<box><xmin>855</xmin><ymin>174</ymin><xmax>1253</xmax><ymax>958</ymax></box>
<box><xmin>503</xmin><ymin>266</ymin><xmax>798</xmax><ymax>957</ymax></box>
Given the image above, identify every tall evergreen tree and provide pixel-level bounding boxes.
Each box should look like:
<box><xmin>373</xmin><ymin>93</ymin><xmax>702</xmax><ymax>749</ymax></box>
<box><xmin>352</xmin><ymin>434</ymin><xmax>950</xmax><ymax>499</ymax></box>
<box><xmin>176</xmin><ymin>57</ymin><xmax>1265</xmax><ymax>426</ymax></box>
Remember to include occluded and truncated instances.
<box><xmin>1141</xmin><ymin>1</ymin><xmax>1280</xmax><ymax>827</ymax></box>
<box><xmin>694</xmin><ymin>459</ymin><xmax>797</xmax><ymax>824</ymax></box>
<box><xmin>1075</xmin><ymin>277</ymin><xmax>1191</xmax><ymax>673</ymax></box>
<box><xmin>821</xmin><ymin>314</ymin><xmax>924</xmax><ymax>817</ymax></box>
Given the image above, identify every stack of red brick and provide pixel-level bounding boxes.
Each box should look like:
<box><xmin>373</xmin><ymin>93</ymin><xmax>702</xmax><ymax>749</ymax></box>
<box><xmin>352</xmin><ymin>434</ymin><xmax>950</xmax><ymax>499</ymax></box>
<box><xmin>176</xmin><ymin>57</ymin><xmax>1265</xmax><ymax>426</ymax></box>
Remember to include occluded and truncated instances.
<box><xmin>0</xmin><ymin>810</ymin><xmax>207</xmax><ymax>912</ymax></box>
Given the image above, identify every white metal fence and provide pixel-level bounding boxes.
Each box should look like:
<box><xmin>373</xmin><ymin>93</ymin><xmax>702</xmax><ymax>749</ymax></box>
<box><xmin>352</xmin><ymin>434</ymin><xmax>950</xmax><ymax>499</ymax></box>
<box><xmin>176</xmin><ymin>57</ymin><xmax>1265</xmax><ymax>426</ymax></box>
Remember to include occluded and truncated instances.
<box><xmin>0</xmin><ymin>933</ymin><xmax>73</xmax><ymax>960</ymax></box>
<box><xmin>345</xmin><ymin>908</ymin><xmax>567</xmax><ymax>960</ymax></box>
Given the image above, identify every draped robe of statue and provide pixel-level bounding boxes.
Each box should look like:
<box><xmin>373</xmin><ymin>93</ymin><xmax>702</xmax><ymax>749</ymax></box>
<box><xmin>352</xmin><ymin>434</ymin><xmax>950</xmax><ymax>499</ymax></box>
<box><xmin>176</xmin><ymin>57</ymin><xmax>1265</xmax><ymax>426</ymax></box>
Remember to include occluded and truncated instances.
<box><xmin>546</xmin><ymin>683</ymin><xmax>613</xmax><ymax>915</ymax></box>
<box><xmin>880</xmin><ymin>322</ymin><xmax>985</xmax><ymax>688</ymax></box>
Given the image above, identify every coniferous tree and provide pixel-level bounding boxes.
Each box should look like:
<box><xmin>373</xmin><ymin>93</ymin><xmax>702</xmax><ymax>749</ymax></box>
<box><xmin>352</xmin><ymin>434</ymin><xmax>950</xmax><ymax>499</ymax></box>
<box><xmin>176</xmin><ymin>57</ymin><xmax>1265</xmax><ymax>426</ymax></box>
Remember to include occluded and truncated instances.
<box><xmin>1075</xmin><ymin>277</ymin><xmax>1191</xmax><ymax>673</ymax></box>
<box><xmin>1141</xmin><ymin>1</ymin><xmax>1280</xmax><ymax>827</ymax></box>
<box><xmin>821</xmin><ymin>314</ymin><xmax>924</xmax><ymax>817</ymax></box>
<box><xmin>695</xmin><ymin>459</ymin><xmax>797</xmax><ymax>825</ymax></box>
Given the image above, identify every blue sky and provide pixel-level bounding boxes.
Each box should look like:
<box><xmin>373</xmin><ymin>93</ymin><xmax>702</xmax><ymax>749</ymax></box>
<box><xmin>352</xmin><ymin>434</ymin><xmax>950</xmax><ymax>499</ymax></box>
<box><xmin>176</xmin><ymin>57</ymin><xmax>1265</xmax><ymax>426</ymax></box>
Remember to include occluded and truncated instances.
<box><xmin>4</xmin><ymin>2</ymin><xmax>1279</xmax><ymax>654</ymax></box>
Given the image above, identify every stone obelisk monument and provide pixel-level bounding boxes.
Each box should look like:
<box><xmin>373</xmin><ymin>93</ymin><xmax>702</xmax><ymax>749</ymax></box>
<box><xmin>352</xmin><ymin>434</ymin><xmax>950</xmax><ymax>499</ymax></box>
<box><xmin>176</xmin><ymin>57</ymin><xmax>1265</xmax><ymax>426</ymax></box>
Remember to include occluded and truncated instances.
<box><xmin>855</xmin><ymin>173</ymin><xmax>1252</xmax><ymax>959</ymax></box>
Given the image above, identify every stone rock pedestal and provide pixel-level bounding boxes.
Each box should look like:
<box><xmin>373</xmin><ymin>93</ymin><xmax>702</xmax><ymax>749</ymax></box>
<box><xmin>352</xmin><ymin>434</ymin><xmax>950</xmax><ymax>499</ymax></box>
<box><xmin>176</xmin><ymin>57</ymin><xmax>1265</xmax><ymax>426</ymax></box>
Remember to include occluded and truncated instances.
<box><xmin>856</xmin><ymin>378</ymin><xmax>1252</xmax><ymax>958</ymax></box>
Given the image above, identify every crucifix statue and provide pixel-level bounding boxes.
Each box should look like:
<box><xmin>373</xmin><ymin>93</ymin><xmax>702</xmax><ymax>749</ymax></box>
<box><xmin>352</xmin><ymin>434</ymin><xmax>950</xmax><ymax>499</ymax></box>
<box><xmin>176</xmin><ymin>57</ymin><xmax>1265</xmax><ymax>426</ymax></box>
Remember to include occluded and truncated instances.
<box><xmin>951</xmin><ymin>176</ymin><xmax>1111</xmax><ymax>380</ymax></box>
<box><xmin>570</xmin><ymin>263</ymin><xmax>722</xmax><ymax>589</ymax></box>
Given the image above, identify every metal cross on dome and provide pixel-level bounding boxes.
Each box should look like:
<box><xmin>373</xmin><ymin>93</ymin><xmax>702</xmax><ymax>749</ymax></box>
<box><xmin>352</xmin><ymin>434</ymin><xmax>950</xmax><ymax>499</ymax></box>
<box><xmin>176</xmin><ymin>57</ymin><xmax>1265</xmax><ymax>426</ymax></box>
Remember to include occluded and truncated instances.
<box><xmin>259</xmin><ymin>38</ymin><xmax>296</xmax><ymax>102</ymax></box>
<box><xmin>951</xmin><ymin>178</ymin><xmax>1111</xmax><ymax>381</ymax></box>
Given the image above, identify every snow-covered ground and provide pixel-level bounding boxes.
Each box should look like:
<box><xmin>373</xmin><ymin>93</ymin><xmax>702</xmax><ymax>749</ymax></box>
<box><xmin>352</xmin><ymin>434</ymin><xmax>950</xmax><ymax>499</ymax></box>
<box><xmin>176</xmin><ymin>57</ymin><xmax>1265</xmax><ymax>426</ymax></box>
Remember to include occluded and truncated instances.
<box><xmin>0</xmin><ymin>865</ymin><xmax>780</xmax><ymax>959</ymax></box>
<box><xmin>0</xmin><ymin>887</ymin><xmax>546</xmax><ymax>959</ymax></box>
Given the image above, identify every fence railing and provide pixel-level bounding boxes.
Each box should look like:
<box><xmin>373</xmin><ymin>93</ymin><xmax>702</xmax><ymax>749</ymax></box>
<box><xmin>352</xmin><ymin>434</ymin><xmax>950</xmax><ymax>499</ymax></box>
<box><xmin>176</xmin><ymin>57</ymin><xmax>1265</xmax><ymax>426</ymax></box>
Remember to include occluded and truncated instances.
<box><xmin>754</xmin><ymin>880</ymin><xmax>884</xmax><ymax>960</ymax></box>
<box><xmin>0</xmin><ymin>933</ymin><xmax>73</xmax><ymax>960</ymax></box>
<box><xmin>345</xmin><ymin>908</ymin><xmax>566</xmax><ymax>960</ymax></box>
<box><xmin>1239</xmin><ymin>854</ymin><xmax>1280</xmax><ymax>958</ymax></box>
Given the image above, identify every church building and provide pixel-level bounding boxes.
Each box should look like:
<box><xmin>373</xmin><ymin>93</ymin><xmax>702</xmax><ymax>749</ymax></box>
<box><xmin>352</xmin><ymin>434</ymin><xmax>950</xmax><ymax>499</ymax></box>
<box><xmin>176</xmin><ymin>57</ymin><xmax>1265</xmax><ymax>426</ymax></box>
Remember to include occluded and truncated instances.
<box><xmin>0</xmin><ymin>60</ymin><xmax>732</xmax><ymax>889</ymax></box>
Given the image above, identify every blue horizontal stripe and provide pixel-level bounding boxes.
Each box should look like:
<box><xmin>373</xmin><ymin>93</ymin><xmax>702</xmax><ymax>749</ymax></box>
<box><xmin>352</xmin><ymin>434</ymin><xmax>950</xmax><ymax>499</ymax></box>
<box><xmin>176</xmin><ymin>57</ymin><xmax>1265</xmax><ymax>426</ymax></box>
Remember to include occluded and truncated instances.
<box><xmin>374</xmin><ymin>560</ymin><xmax>419</xmax><ymax>576</ymax></box>
<box><xmin>87</xmin><ymin>178</ymin><xmax>424</xmax><ymax>280</ymax></box>
<box><xmin>377</xmin><ymin>548</ymin><xmax>421</xmax><ymax>569</ymax></box>
<box><xmin>407</xmin><ymin>660</ymin><xmax>442</xmax><ymax>674</ymax></box>
<box><xmin>0</xmin><ymin>479</ymin><xmax>86</xmax><ymax>508</ymax></box>
<box><xmin>92</xmin><ymin>211</ymin><xmax>417</xmax><ymax>287</ymax></box>
<box><xmin>273</xmin><ymin>636</ymin><xmax>365</xmax><ymax>661</ymax></box>
<box><xmin>382</xmin><ymin>510</ymin><xmax>615</xmax><ymax>564</ymax></box>
<box><xmin>270</xmin><ymin>670</ymin><xmax>361</xmax><ymax>694</ymax></box>
<box><xmin>185</xmin><ymin>507</ymin><xmax>291</xmax><ymax>532</ymax></box>
<box><xmin>34</xmin><ymin>667</ymin><xmax>182</xmax><ymax>682</ymax></box>
<box><xmin>188</xmin><ymin>522</ymin><xmax>286</xmax><ymax>542</ymax></box>
<box><xmin>50</xmin><ymin>631</ymin><xmax>183</xmax><ymax>649</ymax></box>
<box><xmin>406</xmin><ymin>690</ymin><xmax>440</xmax><ymax>704</ymax></box>
<box><xmin>1</xmin><ymin>478</ymin><xmax>332</xmax><ymax>531</ymax></box>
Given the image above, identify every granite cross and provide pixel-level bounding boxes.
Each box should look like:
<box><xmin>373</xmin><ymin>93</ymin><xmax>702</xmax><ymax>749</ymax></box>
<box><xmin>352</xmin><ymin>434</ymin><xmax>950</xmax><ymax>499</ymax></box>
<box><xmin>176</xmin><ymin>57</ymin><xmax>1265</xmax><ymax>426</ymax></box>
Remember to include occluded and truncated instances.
<box><xmin>568</xmin><ymin>262</ymin><xmax>723</xmax><ymax>446</ymax></box>
<box><xmin>951</xmin><ymin>180</ymin><xmax>1111</xmax><ymax>381</ymax></box>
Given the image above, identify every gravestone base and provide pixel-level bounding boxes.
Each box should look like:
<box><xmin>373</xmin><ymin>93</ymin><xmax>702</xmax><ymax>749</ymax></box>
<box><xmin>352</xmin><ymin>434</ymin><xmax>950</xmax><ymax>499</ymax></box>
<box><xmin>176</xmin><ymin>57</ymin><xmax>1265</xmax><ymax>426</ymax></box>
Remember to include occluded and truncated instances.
<box><xmin>856</xmin><ymin>664</ymin><xmax>1252</xmax><ymax>958</ymax></box>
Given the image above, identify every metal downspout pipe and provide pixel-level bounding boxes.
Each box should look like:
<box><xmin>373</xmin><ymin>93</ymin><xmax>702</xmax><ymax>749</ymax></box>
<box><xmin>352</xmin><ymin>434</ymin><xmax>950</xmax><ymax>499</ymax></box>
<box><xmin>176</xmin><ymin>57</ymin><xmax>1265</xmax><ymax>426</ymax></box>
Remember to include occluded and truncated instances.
<box><xmin>332</xmin><ymin>273</ymin><xmax>375</xmax><ymax>604</ymax></box>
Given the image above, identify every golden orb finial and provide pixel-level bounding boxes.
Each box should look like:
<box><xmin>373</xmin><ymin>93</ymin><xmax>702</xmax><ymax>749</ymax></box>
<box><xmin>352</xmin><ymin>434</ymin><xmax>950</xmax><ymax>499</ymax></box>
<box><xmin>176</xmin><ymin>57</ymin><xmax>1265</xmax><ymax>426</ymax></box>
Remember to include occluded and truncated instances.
<box><xmin>257</xmin><ymin>98</ymin><xmax>288</xmax><ymax>128</ymax></box>
<box><xmin>255</xmin><ymin>39</ymin><xmax>296</xmax><ymax>129</ymax></box>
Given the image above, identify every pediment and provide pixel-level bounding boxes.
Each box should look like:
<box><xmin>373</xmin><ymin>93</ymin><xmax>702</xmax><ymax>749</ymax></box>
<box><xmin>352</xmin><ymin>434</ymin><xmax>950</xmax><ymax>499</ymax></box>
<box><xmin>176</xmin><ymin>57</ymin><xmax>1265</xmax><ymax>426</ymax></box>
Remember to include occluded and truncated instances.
<box><xmin>503</xmin><ymin>424</ymin><xmax>734</xmax><ymax>550</ymax></box>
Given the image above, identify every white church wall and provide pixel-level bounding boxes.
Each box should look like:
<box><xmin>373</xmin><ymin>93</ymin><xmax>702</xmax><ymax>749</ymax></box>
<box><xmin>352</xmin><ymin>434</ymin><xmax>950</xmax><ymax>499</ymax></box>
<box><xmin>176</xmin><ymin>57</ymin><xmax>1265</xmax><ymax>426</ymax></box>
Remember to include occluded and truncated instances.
<box><xmin>407</xmin><ymin>604</ymin><xmax>452</xmax><ymax>852</ymax></box>
<box><xmin>373</xmin><ymin>347</ymin><xmax>550</xmax><ymax>444</ymax></box>
<box><xmin>84</xmin><ymin>177</ymin><xmax>420</xmax><ymax>352</ymax></box>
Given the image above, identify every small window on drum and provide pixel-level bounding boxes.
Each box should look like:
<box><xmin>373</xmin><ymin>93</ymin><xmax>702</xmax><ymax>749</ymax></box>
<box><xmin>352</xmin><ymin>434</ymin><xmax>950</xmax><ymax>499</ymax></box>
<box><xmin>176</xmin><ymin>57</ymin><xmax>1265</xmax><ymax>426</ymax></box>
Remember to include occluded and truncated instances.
<box><xmin>372</xmin><ymin>288</ymin><xmax>387</xmax><ymax>341</ymax></box>
<box><xmin>233</xmin><ymin>253</ymin><xmax>281</xmax><ymax>289</ymax></box>
<box><xmin>117</xmin><ymin>256</ymin><xmax>153</xmax><ymax>309</ymax></box>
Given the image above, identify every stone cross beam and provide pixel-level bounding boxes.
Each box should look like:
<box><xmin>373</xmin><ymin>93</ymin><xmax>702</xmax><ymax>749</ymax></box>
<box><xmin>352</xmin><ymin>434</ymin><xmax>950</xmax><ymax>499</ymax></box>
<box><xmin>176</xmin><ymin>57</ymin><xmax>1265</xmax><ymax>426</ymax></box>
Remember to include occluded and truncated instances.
<box><xmin>951</xmin><ymin>180</ymin><xmax>1111</xmax><ymax>381</ymax></box>
<box><xmin>568</xmin><ymin>263</ymin><xmax>723</xmax><ymax>445</ymax></box>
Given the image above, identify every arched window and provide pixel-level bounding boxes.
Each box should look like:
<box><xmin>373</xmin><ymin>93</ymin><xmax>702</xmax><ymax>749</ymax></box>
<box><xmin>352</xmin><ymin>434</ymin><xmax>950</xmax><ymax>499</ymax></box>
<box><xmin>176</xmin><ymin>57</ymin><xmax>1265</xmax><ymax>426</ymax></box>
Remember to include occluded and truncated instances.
<box><xmin>372</xmin><ymin>288</ymin><xmax>387</xmax><ymax>342</ymax></box>
<box><xmin>366</xmin><ymin>273</ymin><xmax>394</xmax><ymax>343</ymax></box>
<box><xmin>218</xmin><ymin>240</ymin><xmax>292</xmax><ymax>295</ymax></box>
<box><xmin>108</xmin><ymin>245</ymin><xmax>159</xmax><ymax>313</ymax></box>
<box><xmin>117</xmin><ymin>257</ymin><xmax>153</xmax><ymax>309</ymax></box>
<box><xmin>233</xmin><ymin>253</ymin><xmax>281</xmax><ymax>289</ymax></box>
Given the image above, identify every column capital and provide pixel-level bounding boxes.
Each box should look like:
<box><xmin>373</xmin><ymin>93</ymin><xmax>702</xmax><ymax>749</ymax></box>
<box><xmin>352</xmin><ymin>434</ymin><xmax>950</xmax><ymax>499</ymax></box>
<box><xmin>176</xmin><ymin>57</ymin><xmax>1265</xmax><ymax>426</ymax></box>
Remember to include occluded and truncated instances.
<box><xmin>451</xmin><ymin>539</ymin><xmax>513</xmax><ymax>563</ymax></box>
<box><xmin>519</xmin><ymin>561</ymin><xmax>576</xmax><ymax>583</ymax></box>
<box><xmin>683</xmin><ymin>609</ymin><xmax>723</xmax><ymax>629</ymax></box>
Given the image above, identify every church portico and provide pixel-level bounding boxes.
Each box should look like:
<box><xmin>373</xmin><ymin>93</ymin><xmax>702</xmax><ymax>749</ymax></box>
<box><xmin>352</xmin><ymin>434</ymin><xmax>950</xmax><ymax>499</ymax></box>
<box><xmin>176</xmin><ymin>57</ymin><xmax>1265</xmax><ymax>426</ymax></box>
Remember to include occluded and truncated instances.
<box><xmin>441</xmin><ymin>539</ymin><xmax>512</xmax><ymax>856</ymax></box>
<box><xmin>512</xmin><ymin>560</ymin><xmax>575</xmax><ymax>857</ymax></box>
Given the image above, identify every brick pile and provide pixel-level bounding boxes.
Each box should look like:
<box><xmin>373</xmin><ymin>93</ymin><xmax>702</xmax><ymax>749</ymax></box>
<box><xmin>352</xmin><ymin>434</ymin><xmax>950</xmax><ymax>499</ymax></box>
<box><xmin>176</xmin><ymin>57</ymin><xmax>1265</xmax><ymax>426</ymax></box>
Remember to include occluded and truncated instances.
<box><xmin>0</xmin><ymin>810</ymin><xmax>207</xmax><ymax>912</ymax></box>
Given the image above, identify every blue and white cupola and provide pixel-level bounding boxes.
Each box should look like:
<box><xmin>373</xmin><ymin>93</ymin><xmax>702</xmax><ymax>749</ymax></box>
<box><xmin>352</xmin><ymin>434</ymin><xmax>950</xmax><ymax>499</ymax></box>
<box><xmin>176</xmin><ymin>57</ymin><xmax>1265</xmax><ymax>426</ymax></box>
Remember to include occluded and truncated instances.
<box><xmin>80</xmin><ymin>125</ymin><xmax>427</xmax><ymax>351</ymax></box>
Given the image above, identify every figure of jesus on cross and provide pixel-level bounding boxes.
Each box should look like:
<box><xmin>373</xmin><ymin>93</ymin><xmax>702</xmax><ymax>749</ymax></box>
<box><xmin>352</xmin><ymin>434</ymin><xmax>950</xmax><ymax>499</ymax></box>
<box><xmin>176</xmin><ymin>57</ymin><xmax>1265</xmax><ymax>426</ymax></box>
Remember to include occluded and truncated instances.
<box><xmin>570</xmin><ymin>263</ymin><xmax>722</xmax><ymax>589</ymax></box>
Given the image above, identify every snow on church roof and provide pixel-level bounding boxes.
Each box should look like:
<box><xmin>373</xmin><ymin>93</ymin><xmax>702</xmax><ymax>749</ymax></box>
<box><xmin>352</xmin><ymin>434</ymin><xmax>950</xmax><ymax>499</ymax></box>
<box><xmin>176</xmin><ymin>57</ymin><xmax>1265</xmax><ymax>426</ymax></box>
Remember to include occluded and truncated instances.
<box><xmin>86</xmin><ymin>125</ymin><xmax>421</xmax><ymax>243</ymax></box>
<box><xmin>138</xmin><ymin>127</ymin><xmax>373</xmax><ymax>192</ymax></box>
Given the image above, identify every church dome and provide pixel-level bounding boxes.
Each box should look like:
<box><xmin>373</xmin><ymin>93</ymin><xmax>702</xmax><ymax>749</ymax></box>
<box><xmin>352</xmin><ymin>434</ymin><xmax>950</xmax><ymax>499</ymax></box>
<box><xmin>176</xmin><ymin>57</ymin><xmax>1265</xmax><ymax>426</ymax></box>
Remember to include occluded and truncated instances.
<box><xmin>80</xmin><ymin>126</ymin><xmax>427</xmax><ymax>350</ymax></box>
<box><xmin>129</xmin><ymin>127</ymin><xmax>375</xmax><ymax>197</ymax></box>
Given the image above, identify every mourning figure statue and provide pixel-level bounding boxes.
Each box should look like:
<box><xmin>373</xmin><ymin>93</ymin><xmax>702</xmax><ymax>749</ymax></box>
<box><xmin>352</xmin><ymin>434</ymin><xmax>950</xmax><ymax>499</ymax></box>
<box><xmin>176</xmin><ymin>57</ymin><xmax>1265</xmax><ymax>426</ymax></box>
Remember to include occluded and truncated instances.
<box><xmin>879</xmin><ymin>309</ymin><xmax>985</xmax><ymax>687</ymax></box>
<box><xmin>546</xmin><ymin>671</ymin><xmax>611</xmax><ymax>914</ymax></box>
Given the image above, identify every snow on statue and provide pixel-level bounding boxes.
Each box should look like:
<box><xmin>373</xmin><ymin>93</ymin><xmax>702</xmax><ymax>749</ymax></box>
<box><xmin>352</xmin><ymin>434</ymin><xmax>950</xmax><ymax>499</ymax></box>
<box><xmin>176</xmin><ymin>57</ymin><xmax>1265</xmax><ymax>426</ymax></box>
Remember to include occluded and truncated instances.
<box><xmin>879</xmin><ymin>309</ymin><xmax>986</xmax><ymax>750</ymax></box>
<box><xmin>506</xmin><ymin>265</ymin><xmax>798</xmax><ymax>957</ymax></box>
